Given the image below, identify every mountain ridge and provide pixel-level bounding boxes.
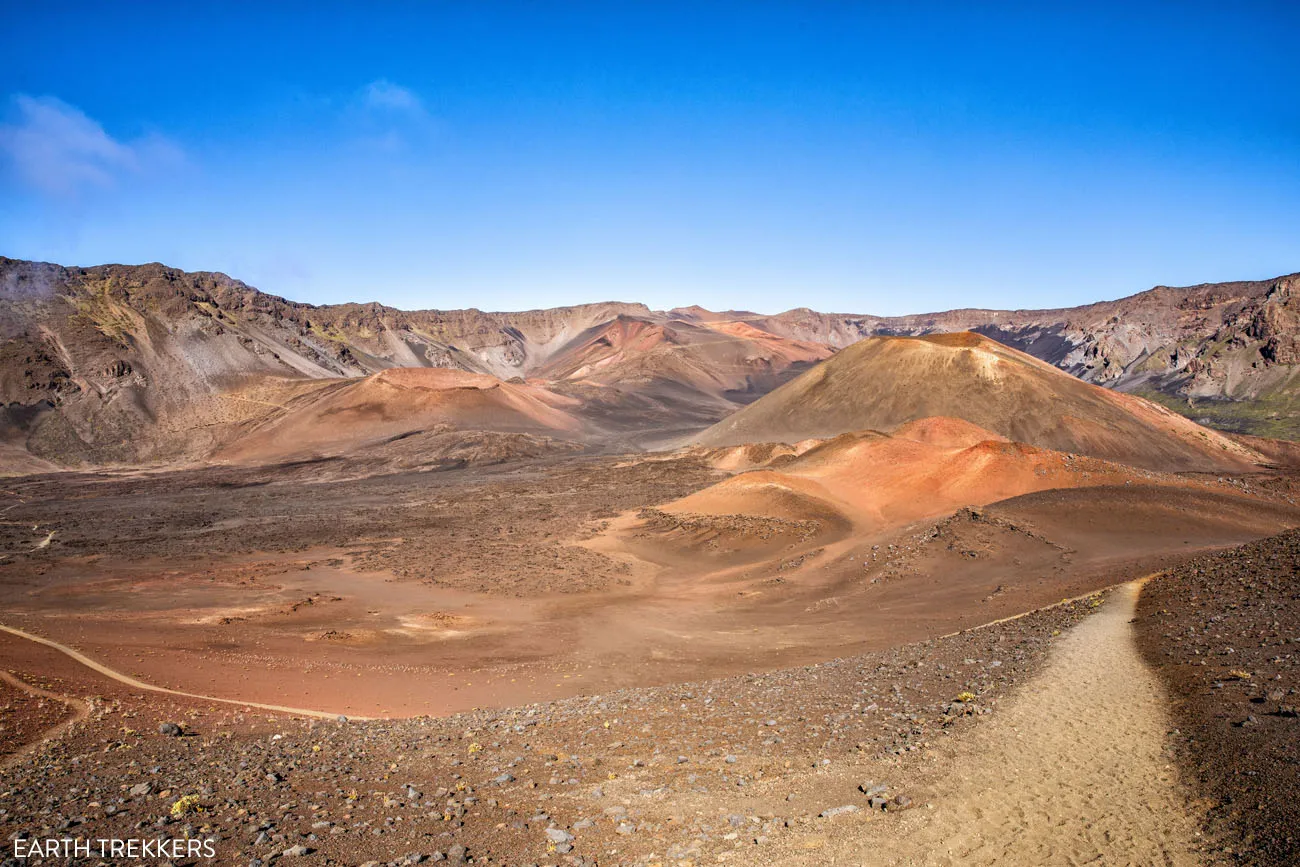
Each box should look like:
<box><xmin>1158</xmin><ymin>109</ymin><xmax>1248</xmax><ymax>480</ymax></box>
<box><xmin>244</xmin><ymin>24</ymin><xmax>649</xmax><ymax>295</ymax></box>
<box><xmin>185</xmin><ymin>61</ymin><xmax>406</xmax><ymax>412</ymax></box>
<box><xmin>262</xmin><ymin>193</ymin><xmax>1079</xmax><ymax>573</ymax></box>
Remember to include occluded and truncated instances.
<box><xmin>2</xmin><ymin>256</ymin><xmax>1298</xmax><ymax>467</ymax></box>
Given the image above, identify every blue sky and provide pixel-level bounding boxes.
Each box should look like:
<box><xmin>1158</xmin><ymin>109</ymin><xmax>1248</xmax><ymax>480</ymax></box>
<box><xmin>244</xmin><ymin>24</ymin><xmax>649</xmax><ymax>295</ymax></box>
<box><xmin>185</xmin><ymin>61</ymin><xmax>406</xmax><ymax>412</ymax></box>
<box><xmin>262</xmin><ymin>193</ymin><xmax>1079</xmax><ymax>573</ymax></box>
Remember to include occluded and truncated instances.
<box><xmin>1</xmin><ymin>2</ymin><xmax>1297</xmax><ymax>315</ymax></box>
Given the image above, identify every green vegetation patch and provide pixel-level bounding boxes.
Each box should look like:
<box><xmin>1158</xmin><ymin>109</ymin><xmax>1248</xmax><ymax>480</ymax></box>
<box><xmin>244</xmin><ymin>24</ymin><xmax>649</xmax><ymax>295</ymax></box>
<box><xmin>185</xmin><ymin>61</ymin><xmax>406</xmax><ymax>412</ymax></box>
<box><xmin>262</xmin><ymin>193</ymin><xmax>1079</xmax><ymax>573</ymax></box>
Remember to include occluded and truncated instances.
<box><xmin>1134</xmin><ymin>388</ymin><xmax>1300</xmax><ymax>442</ymax></box>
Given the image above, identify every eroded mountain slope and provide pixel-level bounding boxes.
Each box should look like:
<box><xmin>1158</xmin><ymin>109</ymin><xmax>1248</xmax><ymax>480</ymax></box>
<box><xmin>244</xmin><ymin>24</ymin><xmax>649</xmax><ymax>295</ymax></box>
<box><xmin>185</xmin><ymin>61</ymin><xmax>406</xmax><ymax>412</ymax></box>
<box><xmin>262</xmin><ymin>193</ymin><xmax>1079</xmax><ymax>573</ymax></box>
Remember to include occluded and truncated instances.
<box><xmin>3</xmin><ymin>256</ymin><xmax>1298</xmax><ymax>468</ymax></box>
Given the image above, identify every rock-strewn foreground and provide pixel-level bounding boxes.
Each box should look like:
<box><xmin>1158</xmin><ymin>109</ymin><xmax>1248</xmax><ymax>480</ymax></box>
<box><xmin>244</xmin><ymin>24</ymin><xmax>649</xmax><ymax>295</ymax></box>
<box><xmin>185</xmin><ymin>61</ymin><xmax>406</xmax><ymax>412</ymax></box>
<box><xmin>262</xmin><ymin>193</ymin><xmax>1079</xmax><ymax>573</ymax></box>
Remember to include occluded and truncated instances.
<box><xmin>1</xmin><ymin>594</ymin><xmax>1097</xmax><ymax>866</ymax></box>
<box><xmin>1138</xmin><ymin>529</ymin><xmax>1300</xmax><ymax>865</ymax></box>
<box><xmin>0</xmin><ymin>464</ymin><xmax>1296</xmax><ymax>864</ymax></box>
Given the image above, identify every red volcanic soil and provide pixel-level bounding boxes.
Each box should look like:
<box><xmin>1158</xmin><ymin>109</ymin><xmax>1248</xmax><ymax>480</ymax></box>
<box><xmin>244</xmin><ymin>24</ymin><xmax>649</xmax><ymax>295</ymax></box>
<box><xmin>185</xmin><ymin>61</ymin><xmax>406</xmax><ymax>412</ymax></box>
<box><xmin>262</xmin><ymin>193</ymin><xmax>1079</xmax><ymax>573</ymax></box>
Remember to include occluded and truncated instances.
<box><xmin>214</xmin><ymin>367</ymin><xmax>585</xmax><ymax>464</ymax></box>
<box><xmin>891</xmin><ymin>415</ymin><xmax>1011</xmax><ymax>448</ymax></box>
<box><xmin>694</xmin><ymin>332</ymin><xmax>1264</xmax><ymax>473</ymax></box>
<box><xmin>1</xmin><ymin>450</ymin><xmax>1295</xmax><ymax>719</ymax></box>
<box><xmin>0</xmin><ymin>665</ymin><xmax>81</xmax><ymax>765</ymax></box>
<box><xmin>665</xmin><ymin>418</ymin><xmax>1169</xmax><ymax>535</ymax></box>
<box><xmin>1</xmin><ymin>431</ymin><xmax>1299</xmax><ymax>864</ymax></box>
<box><xmin>0</xmin><ymin>579</ymin><xmax>1108</xmax><ymax>867</ymax></box>
<box><xmin>698</xmin><ymin>319</ymin><xmax>834</xmax><ymax>364</ymax></box>
<box><xmin>536</xmin><ymin>315</ymin><xmax>831</xmax><ymax>414</ymax></box>
<box><xmin>540</xmin><ymin>316</ymin><xmax>830</xmax><ymax>387</ymax></box>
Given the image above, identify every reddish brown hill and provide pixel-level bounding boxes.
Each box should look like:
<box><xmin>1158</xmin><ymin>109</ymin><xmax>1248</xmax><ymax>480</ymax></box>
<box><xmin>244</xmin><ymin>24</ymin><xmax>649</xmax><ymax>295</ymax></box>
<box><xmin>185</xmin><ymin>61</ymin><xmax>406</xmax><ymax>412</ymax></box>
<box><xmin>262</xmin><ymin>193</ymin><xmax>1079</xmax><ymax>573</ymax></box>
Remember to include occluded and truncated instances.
<box><xmin>526</xmin><ymin>314</ymin><xmax>830</xmax><ymax>443</ymax></box>
<box><xmin>538</xmin><ymin>315</ymin><xmax>829</xmax><ymax>399</ymax></box>
<box><xmin>213</xmin><ymin>368</ymin><xmax>584</xmax><ymax>464</ymax></box>
<box><xmin>668</xmin><ymin>419</ymin><xmax>1159</xmax><ymax>534</ymax></box>
<box><xmin>693</xmin><ymin>332</ymin><xmax>1263</xmax><ymax>473</ymax></box>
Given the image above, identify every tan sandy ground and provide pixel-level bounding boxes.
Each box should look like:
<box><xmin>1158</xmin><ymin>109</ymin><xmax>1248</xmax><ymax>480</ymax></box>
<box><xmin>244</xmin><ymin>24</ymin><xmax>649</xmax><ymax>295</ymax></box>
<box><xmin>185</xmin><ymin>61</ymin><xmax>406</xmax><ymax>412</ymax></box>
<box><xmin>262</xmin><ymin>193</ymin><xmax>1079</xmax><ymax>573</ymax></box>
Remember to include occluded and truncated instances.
<box><xmin>0</xmin><ymin>576</ymin><xmax>1224</xmax><ymax>865</ymax></box>
<box><xmin>775</xmin><ymin>581</ymin><xmax>1204</xmax><ymax>865</ymax></box>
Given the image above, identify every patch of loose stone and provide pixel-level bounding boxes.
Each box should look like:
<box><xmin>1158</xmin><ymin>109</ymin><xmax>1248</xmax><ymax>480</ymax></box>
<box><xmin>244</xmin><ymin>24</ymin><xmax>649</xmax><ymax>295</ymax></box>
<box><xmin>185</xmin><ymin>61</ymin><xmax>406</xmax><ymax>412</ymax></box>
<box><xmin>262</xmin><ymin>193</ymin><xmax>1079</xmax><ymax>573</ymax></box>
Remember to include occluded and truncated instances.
<box><xmin>0</xmin><ymin>595</ymin><xmax>1099</xmax><ymax>865</ymax></box>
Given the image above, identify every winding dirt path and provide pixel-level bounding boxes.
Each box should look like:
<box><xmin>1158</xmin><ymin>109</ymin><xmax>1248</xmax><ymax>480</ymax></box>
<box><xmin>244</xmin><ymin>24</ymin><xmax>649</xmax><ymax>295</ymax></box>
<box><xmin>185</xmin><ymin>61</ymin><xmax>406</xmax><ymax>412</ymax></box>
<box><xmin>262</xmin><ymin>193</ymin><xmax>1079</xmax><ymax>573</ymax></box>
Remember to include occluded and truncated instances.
<box><xmin>792</xmin><ymin>580</ymin><xmax>1204</xmax><ymax>865</ymax></box>
<box><xmin>0</xmin><ymin>623</ymin><xmax>373</xmax><ymax>721</ymax></box>
<box><xmin>0</xmin><ymin>668</ymin><xmax>90</xmax><ymax>770</ymax></box>
<box><xmin>0</xmin><ymin>582</ymin><xmax>1209</xmax><ymax>864</ymax></box>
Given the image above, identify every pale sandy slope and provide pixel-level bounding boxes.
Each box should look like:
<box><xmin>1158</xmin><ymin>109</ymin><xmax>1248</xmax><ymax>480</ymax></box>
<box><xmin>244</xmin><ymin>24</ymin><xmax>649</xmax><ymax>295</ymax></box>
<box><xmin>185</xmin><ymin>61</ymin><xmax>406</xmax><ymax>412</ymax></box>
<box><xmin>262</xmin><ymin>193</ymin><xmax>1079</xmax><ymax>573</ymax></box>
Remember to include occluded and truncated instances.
<box><xmin>782</xmin><ymin>582</ymin><xmax>1205</xmax><ymax>866</ymax></box>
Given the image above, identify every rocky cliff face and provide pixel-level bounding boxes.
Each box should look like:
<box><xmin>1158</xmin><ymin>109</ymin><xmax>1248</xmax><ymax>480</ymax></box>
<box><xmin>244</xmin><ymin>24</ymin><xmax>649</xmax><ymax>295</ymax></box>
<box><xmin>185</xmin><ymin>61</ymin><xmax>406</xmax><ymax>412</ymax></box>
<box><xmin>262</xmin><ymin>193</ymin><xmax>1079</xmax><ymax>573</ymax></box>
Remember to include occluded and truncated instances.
<box><xmin>1</xmin><ymin>256</ymin><xmax>1297</xmax><ymax>468</ymax></box>
<box><xmin>754</xmin><ymin>274</ymin><xmax>1300</xmax><ymax>393</ymax></box>
<box><xmin>973</xmin><ymin>276</ymin><xmax>1300</xmax><ymax>404</ymax></box>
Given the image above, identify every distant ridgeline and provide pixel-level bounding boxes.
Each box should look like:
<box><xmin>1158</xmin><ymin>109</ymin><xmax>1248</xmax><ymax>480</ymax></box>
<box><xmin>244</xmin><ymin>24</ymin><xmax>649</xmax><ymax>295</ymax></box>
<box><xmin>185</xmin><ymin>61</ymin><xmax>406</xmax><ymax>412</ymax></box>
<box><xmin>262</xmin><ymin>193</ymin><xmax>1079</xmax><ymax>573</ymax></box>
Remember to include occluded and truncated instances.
<box><xmin>1</xmin><ymin>256</ymin><xmax>1297</xmax><ymax>468</ymax></box>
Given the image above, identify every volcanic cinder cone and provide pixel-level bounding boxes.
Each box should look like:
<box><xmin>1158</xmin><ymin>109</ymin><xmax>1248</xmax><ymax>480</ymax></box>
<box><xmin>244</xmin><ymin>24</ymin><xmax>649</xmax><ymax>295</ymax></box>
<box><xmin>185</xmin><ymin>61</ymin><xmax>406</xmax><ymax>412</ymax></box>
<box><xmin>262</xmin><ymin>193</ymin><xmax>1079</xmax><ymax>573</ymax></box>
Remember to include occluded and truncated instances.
<box><xmin>693</xmin><ymin>332</ymin><xmax>1263</xmax><ymax>472</ymax></box>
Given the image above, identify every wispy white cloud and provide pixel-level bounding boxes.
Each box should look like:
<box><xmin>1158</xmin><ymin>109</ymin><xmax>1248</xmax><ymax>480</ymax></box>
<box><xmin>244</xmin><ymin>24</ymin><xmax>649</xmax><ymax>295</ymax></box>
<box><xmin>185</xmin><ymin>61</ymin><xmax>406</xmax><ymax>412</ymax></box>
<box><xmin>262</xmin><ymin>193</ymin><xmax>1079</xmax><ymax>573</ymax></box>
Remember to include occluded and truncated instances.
<box><xmin>347</xmin><ymin>80</ymin><xmax>437</xmax><ymax>156</ymax></box>
<box><xmin>363</xmin><ymin>79</ymin><xmax>425</xmax><ymax>115</ymax></box>
<box><xmin>0</xmin><ymin>94</ymin><xmax>182</xmax><ymax>197</ymax></box>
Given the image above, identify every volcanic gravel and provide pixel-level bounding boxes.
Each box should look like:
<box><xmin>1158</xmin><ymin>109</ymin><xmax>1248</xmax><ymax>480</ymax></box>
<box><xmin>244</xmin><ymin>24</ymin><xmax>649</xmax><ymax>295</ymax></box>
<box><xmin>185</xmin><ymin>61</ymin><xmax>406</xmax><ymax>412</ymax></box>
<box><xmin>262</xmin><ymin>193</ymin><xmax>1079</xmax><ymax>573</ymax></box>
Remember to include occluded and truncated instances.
<box><xmin>1137</xmin><ymin>528</ymin><xmax>1300</xmax><ymax>866</ymax></box>
<box><xmin>0</xmin><ymin>453</ymin><xmax>721</xmax><ymax>596</ymax></box>
<box><xmin>0</xmin><ymin>598</ymin><xmax>1099</xmax><ymax>866</ymax></box>
<box><xmin>0</xmin><ymin>679</ymin><xmax>76</xmax><ymax>767</ymax></box>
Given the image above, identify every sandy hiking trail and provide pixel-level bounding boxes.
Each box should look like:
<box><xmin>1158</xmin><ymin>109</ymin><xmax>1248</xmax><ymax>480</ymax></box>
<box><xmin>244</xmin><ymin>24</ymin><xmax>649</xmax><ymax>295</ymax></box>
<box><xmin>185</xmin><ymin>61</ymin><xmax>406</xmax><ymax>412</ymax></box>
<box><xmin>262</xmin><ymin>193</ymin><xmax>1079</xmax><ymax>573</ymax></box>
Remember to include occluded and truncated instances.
<box><xmin>0</xmin><ymin>668</ymin><xmax>90</xmax><ymax>770</ymax></box>
<box><xmin>779</xmin><ymin>580</ymin><xmax>1204</xmax><ymax>866</ymax></box>
<box><xmin>0</xmin><ymin>623</ymin><xmax>372</xmax><ymax>721</ymax></box>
